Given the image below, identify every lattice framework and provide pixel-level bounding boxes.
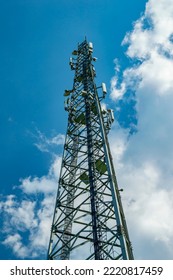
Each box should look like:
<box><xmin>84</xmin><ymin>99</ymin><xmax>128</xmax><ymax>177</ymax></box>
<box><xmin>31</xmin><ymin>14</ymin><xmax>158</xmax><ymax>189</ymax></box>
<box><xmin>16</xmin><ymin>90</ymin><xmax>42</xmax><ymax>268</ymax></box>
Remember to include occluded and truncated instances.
<box><xmin>47</xmin><ymin>40</ymin><xmax>133</xmax><ymax>260</ymax></box>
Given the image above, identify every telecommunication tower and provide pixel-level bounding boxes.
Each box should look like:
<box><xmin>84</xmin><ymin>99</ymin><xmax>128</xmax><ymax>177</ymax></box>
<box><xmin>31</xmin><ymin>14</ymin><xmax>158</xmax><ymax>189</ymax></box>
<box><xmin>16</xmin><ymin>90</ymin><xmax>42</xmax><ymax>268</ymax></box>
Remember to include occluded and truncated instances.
<box><xmin>47</xmin><ymin>39</ymin><xmax>133</xmax><ymax>260</ymax></box>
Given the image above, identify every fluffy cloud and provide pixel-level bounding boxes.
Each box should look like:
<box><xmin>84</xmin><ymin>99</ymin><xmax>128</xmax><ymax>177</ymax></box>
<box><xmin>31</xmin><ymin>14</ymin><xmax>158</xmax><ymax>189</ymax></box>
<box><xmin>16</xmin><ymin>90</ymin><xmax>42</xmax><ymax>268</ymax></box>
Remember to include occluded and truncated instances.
<box><xmin>1</xmin><ymin>132</ymin><xmax>63</xmax><ymax>259</ymax></box>
<box><xmin>123</xmin><ymin>0</ymin><xmax>173</xmax><ymax>60</ymax></box>
<box><xmin>19</xmin><ymin>156</ymin><xmax>61</xmax><ymax>194</ymax></box>
<box><xmin>2</xmin><ymin>234</ymin><xmax>28</xmax><ymax>259</ymax></box>
<box><xmin>110</xmin><ymin>0</ymin><xmax>173</xmax><ymax>259</ymax></box>
<box><xmin>1</xmin><ymin>194</ymin><xmax>55</xmax><ymax>259</ymax></box>
<box><xmin>110</xmin><ymin>76</ymin><xmax>126</xmax><ymax>100</ymax></box>
<box><xmin>31</xmin><ymin>128</ymin><xmax>65</xmax><ymax>154</ymax></box>
<box><xmin>1</xmin><ymin>168</ymin><xmax>57</xmax><ymax>259</ymax></box>
<box><xmin>30</xmin><ymin>195</ymin><xmax>55</xmax><ymax>249</ymax></box>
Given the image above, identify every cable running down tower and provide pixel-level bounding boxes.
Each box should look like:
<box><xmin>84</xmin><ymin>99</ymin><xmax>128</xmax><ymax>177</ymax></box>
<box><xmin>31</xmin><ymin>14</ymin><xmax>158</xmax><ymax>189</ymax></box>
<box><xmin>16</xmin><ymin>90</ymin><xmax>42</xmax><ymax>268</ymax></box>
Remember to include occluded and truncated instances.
<box><xmin>48</xmin><ymin>39</ymin><xmax>133</xmax><ymax>260</ymax></box>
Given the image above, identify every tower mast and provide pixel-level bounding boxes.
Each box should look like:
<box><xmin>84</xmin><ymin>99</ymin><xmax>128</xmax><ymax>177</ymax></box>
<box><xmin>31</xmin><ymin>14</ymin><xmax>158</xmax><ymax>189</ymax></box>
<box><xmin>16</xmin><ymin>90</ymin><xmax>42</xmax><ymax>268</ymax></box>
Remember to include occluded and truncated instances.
<box><xmin>47</xmin><ymin>39</ymin><xmax>133</xmax><ymax>260</ymax></box>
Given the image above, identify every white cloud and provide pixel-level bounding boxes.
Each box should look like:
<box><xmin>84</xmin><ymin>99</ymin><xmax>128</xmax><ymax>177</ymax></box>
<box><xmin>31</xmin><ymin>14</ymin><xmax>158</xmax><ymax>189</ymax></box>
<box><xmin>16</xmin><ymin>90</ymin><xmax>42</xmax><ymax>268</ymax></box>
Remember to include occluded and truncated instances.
<box><xmin>31</xmin><ymin>128</ymin><xmax>65</xmax><ymax>154</ymax></box>
<box><xmin>30</xmin><ymin>195</ymin><xmax>54</xmax><ymax>249</ymax></box>
<box><xmin>19</xmin><ymin>155</ymin><xmax>61</xmax><ymax>194</ymax></box>
<box><xmin>3</xmin><ymin>198</ymin><xmax>37</xmax><ymax>232</ymax></box>
<box><xmin>109</xmin><ymin>122</ymin><xmax>128</xmax><ymax>168</ymax></box>
<box><xmin>20</xmin><ymin>176</ymin><xmax>56</xmax><ymax>194</ymax></box>
<box><xmin>110</xmin><ymin>76</ymin><xmax>126</xmax><ymax>100</ymax></box>
<box><xmin>49</xmin><ymin>156</ymin><xmax>62</xmax><ymax>180</ymax></box>
<box><xmin>1</xmin><ymin>133</ymin><xmax>62</xmax><ymax>259</ymax></box>
<box><xmin>123</xmin><ymin>0</ymin><xmax>173</xmax><ymax>60</ymax></box>
<box><xmin>1</xmin><ymin>192</ymin><xmax>54</xmax><ymax>259</ymax></box>
<box><xmin>2</xmin><ymin>234</ymin><xmax>28</xmax><ymax>258</ymax></box>
<box><xmin>110</xmin><ymin>0</ymin><xmax>173</xmax><ymax>259</ymax></box>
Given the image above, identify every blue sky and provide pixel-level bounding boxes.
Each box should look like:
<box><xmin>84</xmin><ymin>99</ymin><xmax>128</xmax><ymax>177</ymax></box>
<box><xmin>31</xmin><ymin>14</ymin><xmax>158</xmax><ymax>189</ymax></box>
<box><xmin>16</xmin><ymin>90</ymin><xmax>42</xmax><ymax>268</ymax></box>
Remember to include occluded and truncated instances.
<box><xmin>1</xmin><ymin>0</ymin><xmax>173</xmax><ymax>260</ymax></box>
<box><xmin>0</xmin><ymin>0</ymin><xmax>145</xmax><ymax>193</ymax></box>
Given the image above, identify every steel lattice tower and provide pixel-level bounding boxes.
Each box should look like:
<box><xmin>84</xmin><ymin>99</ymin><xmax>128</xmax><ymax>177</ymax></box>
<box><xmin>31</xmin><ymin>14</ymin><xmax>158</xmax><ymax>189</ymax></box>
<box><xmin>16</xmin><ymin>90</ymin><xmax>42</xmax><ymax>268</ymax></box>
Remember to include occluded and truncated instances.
<box><xmin>47</xmin><ymin>39</ymin><xmax>133</xmax><ymax>260</ymax></box>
